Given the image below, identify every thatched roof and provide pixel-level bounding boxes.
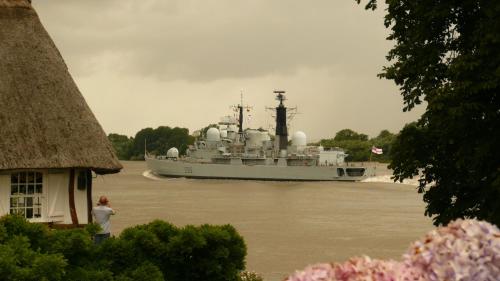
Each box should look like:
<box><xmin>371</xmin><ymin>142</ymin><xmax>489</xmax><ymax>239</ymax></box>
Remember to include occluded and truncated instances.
<box><xmin>0</xmin><ymin>0</ymin><xmax>122</xmax><ymax>174</ymax></box>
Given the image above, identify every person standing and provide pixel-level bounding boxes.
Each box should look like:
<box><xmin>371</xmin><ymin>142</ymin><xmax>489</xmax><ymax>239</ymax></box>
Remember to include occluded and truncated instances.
<box><xmin>92</xmin><ymin>196</ymin><xmax>116</xmax><ymax>244</ymax></box>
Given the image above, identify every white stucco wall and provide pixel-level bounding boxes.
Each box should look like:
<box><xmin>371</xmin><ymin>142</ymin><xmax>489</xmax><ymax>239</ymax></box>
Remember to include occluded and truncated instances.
<box><xmin>0</xmin><ymin>174</ymin><xmax>10</xmax><ymax>216</ymax></box>
<box><xmin>47</xmin><ymin>169</ymin><xmax>70</xmax><ymax>223</ymax></box>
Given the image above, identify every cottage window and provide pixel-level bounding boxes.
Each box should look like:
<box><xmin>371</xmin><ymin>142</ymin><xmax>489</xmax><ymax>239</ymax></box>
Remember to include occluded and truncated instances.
<box><xmin>10</xmin><ymin>172</ymin><xmax>43</xmax><ymax>219</ymax></box>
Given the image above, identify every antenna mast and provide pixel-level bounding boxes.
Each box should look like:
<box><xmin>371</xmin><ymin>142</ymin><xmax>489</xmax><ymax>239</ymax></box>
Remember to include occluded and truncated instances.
<box><xmin>265</xmin><ymin>90</ymin><xmax>298</xmax><ymax>132</ymax></box>
<box><xmin>231</xmin><ymin>90</ymin><xmax>253</xmax><ymax>133</ymax></box>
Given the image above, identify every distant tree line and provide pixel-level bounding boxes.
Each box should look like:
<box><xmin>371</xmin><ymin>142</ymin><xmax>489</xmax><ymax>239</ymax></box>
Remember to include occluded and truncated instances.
<box><xmin>108</xmin><ymin>126</ymin><xmax>195</xmax><ymax>160</ymax></box>
<box><xmin>109</xmin><ymin>126</ymin><xmax>396</xmax><ymax>162</ymax></box>
<box><xmin>318</xmin><ymin>129</ymin><xmax>396</xmax><ymax>162</ymax></box>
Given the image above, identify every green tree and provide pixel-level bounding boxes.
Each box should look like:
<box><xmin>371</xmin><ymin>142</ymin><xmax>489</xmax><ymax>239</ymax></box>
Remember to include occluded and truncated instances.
<box><xmin>108</xmin><ymin>134</ymin><xmax>133</xmax><ymax>160</ymax></box>
<box><xmin>357</xmin><ymin>0</ymin><xmax>500</xmax><ymax>226</ymax></box>
<box><xmin>333</xmin><ymin>129</ymin><xmax>368</xmax><ymax>142</ymax></box>
<box><xmin>370</xmin><ymin>130</ymin><xmax>396</xmax><ymax>163</ymax></box>
<box><xmin>132</xmin><ymin>127</ymin><xmax>155</xmax><ymax>160</ymax></box>
<box><xmin>111</xmin><ymin>126</ymin><xmax>195</xmax><ymax>160</ymax></box>
<box><xmin>320</xmin><ymin>129</ymin><xmax>371</xmax><ymax>161</ymax></box>
<box><xmin>320</xmin><ymin>129</ymin><xmax>396</xmax><ymax>162</ymax></box>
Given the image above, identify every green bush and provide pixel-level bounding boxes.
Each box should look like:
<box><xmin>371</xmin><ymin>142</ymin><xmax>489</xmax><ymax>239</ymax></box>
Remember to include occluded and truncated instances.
<box><xmin>0</xmin><ymin>214</ymin><xmax>49</xmax><ymax>250</ymax></box>
<box><xmin>0</xmin><ymin>235</ymin><xmax>67</xmax><ymax>281</ymax></box>
<box><xmin>115</xmin><ymin>262</ymin><xmax>164</xmax><ymax>281</ymax></box>
<box><xmin>0</xmin><ymin>215</ymin><xmax>247</xmax><ymax>281</ymax></box>
<box><xmin>166</xmin><ymin>224</ymin><xmax>246</xmax><ymax>281</ymax></box>
<box><xmin>46</xmin><ymin>228</ymin><xmax>94</xmax><ymax>266</ymax></box>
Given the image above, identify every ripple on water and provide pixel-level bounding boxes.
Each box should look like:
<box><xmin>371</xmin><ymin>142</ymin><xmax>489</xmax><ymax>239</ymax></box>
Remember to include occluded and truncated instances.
<box><xmin>362</xmin><ymin>175</ymin><xmax>419</xmax><ymax>186</ymax></box>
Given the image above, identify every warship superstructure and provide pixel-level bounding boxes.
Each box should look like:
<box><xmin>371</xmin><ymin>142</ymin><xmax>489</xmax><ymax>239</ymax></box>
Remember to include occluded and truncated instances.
<box><xmin>146</xmin><ymin>91</ymin><xmax>370</xmax><ymax>181</ymax></box>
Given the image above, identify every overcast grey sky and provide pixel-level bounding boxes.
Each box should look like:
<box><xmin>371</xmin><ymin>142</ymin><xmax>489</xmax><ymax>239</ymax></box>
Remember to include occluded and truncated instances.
<box><xmin>33</xmin><ymin>0</ymin><xmax>424</xmax><ymax>140</ymax></box>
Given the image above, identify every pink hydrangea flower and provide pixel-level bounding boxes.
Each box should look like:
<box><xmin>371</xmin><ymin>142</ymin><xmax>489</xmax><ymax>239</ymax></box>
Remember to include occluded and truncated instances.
<box><xmin>284</xmin><ymin>219</ymin><xmax>500</xmax><ymax>281</ymax></box>
<box><xmin>284</xmin><ymin>257</ymin><xmax>401</xmax><ymax>281</ymax></box>
<box><xmin>402</xmin><ymin>219</ymin><xmax>500</xmax><ymax>281</ymax></box>
<box><xmin>286</xmin><ymin>263</ymin><xmax>335</xmax><ymax>281</ymax></box>
<box><xmin>332</xmin><ymin>256</ymin><xmax>400</xmax><ymax>281</ymax></box>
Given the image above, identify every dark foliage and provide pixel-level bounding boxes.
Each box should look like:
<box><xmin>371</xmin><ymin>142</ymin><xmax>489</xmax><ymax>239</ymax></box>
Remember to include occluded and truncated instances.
<box><xmin>0</xmin><ymin>215</ymin><xmax>247</xmax><ymax>281</ymax></box>
<box><xmin>357</xmin><ymin>0</ymin><xmax>500</xmax><ymax>226</ymax></box>
<box><xmin>108</xmin><ymin>134</ymin><xmax>134</xmax><ymax>160</ymax></box>
<box><xmin>333</xmin><ymin>129</ymin><xmax>368</xmax><ymax>142</ymax></box>
<box><xmin>108</xmin><ymin>126</ymin><xmax>195</xmax><ymax>160</ymax></box>
<box><xmin>320</xmin><ymin>129</ymin><xmax>396</xmax><ymax>162</ymax></box>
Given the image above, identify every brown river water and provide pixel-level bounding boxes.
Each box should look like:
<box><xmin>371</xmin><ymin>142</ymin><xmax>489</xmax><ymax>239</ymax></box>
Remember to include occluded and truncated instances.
<box><xmin>93</xmin><ymin>161</ymin><xmax>433</xmax><ymax>281</ymax></box>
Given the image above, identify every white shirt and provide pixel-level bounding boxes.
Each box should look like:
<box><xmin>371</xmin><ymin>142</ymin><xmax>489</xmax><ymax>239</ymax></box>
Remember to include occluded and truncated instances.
<box><xmin>92</xmin><ymin>205</ymin><xmax>115</xmax><ymax>234</ymax></box>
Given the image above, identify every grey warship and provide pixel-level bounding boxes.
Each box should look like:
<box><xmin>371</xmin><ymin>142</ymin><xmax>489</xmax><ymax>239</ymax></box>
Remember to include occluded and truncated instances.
<box><xmin>145</xmin><ymin>91</ymin><xmax>371</xmax><ymax>181</ymax></box>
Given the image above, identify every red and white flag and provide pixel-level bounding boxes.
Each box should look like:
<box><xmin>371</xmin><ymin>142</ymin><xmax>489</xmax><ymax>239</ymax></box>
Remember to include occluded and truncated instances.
<box><xmin>371</xmin><ymin>146</ymin><xmax>383</xmax><ymax>155</ymax></box>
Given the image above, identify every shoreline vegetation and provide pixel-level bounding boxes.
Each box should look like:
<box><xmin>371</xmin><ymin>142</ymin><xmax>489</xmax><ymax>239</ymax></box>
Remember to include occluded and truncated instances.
<box><xmin>108</xmin><ymin>127</ymin><xmax>397</xmax><ymax>163</ymax></box>
<box><xmin>0</xmin><ymin>215</ymin><xmax>248</xmax><ymax>281</ymax></box>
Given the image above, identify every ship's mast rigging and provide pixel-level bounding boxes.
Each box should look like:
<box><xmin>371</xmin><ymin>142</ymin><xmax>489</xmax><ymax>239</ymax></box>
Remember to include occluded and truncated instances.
<box><xmin>230</xmin><ymin>91</ymin><xmax>252</xmax><ymax>133</ymax></box>
<box><xmin>273</xmin><ymin>90</ymin><xmax>288</xmax><ymax>151</ymax></box>
<box><xmin>265</xmin><ymin>91</ymin><xmax>298</xmax><ymax>133</ymax></box>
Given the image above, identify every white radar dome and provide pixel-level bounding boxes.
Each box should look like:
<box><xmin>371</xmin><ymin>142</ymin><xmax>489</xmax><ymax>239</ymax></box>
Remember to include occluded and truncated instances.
<box><xmin>292</xmin><ymin>131</ymin><xmax>307</xmax><ymax>146</ymax></box>
<box><xmin>206</xmin><ymin>127</ymin><xmax>221</xmax><ymax>142</ymax></box>
<box><xmin>166</xmin><ymin>147</ymin><xmax>179</xmax><ymax>158</ymax></box>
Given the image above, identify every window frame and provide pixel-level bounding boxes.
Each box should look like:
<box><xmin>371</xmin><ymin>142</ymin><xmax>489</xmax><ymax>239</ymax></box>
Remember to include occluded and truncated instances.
<box><xmin>9</xmin><ymin>170</ymin><xmax>47</xmax><ymax>222</ymax></box>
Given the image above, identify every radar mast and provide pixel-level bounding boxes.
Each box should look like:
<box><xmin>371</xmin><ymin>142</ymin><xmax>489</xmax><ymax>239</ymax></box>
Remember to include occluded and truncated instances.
<box><xmin>274</xmin><ymin>90</ymin><xmax>288</xmax><ymax>153</ymax></box>
<box><xmin>230</xmin><ymin>90</ymin><xmax>252</xmax><ymax>134</ymax></box>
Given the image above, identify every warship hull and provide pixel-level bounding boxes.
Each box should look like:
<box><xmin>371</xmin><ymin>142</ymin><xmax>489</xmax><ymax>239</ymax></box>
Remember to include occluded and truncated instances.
<box><xmin>146</xmin><ymin>157</ymin><xmax>370</xmax><ymax>181</ymax></box>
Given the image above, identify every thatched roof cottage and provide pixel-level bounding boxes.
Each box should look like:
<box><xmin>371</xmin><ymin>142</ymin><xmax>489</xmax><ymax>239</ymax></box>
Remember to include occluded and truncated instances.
<box><xmin>0</xmin><ymin>0</ymin><xmax>122</xmax><ymax>225</ymax></box>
